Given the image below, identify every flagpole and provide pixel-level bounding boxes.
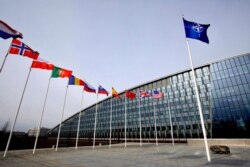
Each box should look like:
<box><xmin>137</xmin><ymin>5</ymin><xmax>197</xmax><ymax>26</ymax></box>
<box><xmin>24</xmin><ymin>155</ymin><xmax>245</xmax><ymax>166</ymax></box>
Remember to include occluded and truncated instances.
<box><xmin>3</xmin><ymin>67</ymin><xmax>32</xmax><ymax>158</ymax></box>
<box><xmin>55</xmin><ymin>85</ymin><xmax>69</xmax><ymax>151</ymax></box>
<box><xmin>186</xmin><ymin>40</ymin><xmax>211</xmax><ymax>161</ymax></box>
<box><xmin>33</xmin><ymin>77</ymin><xmax>52</xmax><ymax>154</ymax></box>
<box><xmin>93</xmin><ymin>92</ymin><xmax>99</xmax><ymax>148</ymax></box>
<box><xmin>0</xmin><ymin>42</ymin><xmax>11</xmax><ymax>73</ymax></box>
<box><xmin>124</xmin><ymin>95</ymin><xmax>127</xmax><ymax>148</ymax></box>
<box><xmin>153</xmin><ymin>100</ymin><xmax>158</xmax><ymax>146</ymax></box>
<box><xmin>138</xmin><ymin>94</ymin><xmax>142</xmax><ymax>147</ymax></box>
<box><xmin>109</xmin><ymin>97</ymin><xmax>112</xmax><ymax>148</ymax></box>
<box><xmin>75</xmin><ymin>90</ymin><xmax>84</xmax><ymax>150</ymax></box>
<box><xmin>166</xmin><ymin>92</ymin><xmax>174</xmax><ymax>146</ymax></box>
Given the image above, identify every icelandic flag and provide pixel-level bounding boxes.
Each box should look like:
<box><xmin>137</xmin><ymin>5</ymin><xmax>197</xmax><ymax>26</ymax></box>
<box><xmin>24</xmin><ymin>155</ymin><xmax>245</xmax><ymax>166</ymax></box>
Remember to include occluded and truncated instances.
<box><xmin>0</xmin><ymin>20</ymin><xmax>23</xmax><ymax>39</ymax></box>
<box><xmin>83</xmin><ymin>81</ymin><xmax>96</xmax><ymax>93</ymax></box>
<box><xmin>98</xmin><ymin>85</ymin><xmax>109</xmax><ymax>96</ymax></box>
<box><xmin>183</xmin><ymin>18</ymin><xmax>210</xmax><ymax>44</ymax></box>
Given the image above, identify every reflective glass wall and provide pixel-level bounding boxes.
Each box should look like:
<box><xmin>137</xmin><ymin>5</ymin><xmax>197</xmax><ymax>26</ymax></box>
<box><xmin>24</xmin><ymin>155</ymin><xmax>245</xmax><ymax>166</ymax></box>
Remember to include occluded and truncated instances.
<box><xmin>211</xmin><ymin>54</ymin><xmax>250</xmax><ymax>138</ymax></box>
<box><xmin>49</xmin><ymin>53</ymin><xmax>250</xmax><ymax>139</ymax></box>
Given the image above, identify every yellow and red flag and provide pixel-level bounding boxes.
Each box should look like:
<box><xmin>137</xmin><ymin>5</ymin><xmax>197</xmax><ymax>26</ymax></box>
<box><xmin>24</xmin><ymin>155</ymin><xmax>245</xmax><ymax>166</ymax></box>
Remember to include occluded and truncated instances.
<box><xmin>112</xmin><ymin>87</ymin><xmax>120</xmax><ymax>98</ymax></box>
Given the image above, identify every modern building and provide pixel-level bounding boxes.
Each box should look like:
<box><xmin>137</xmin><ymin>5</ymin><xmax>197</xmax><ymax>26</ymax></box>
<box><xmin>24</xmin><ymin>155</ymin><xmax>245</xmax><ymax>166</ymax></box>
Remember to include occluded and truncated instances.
<box><xmin>48</xmin><ymin>53</ymin><xmax>250</xmax><ymax>141</ymax></box>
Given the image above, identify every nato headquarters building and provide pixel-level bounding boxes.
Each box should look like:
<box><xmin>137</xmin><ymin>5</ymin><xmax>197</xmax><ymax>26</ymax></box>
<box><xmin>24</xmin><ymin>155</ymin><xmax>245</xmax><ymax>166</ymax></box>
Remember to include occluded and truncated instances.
<box><xmin>48</xmin><ymin>53</ymin><xmax>250</xmax><ymax>142</ymax></box>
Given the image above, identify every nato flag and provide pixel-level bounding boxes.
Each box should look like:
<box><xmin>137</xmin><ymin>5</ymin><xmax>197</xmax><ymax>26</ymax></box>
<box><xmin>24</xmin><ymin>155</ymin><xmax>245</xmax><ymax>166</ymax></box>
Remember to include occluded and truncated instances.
<box><xmin>183</xmin><ymin>18</ymin><xmax>210</xmax><ymax>44</ymax></box>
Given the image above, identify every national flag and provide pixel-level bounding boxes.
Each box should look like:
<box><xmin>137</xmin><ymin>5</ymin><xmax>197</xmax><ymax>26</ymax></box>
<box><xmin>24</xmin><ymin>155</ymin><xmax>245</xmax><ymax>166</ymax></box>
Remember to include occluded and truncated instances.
<box><xmin>112</xmin><ymin>87</ymin><xmax>120</xmax><ymax>98</ymax></box>
<box><xmin>152</xmin><ymin>90</ymin><xmax>163</xmax><ymax>99</ymax></box>
<box><xmin>51</xmin><ymin>66</ymin><xmax>72</xmax><ymax>78</ymax></box>
<box><xmin>183</xmin><ymin>18</ymin><xmax>210</xmax><ymax>44</ymax></box>
<box><xmin>140</xmin><ymin>91</ymin><xmax>151</xmax><ymax>98</ymax></box>
<box><xmin>83</xmin><ymin>81</ymin><xmax>96</xmax><ymax>93</ymax></box>
<box><xmin>0</xmin><ymin>20</ymin><xmax>23</xmax><ymax>39</ymax></box>
<box><xmin>68</xmin><ymin>75</ymin><xmax>84</xmax><ymax>86</ymax></box>
<box><xmin>125</xmin><ymin>90</ymin><xmax>136</xmax><ymax>100</ymax></box>
<box><xmin>98</xmin><ymin>85</ymin><xmax>109</xmax><ymax>96</ymax></box>
<box><xmin>9</xmin><ymin>39</ymin><xmax>39</xmax><ymax>59</ymax></box>
<box><xmin>31</xmin><ymin>58</ymin><xmax>54</xmax><ymax>70</ymax></box>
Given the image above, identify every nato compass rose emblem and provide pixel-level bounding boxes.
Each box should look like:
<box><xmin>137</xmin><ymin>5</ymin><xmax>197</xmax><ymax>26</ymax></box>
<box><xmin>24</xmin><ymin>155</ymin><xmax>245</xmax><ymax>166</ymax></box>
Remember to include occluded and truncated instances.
<box><xmin>192</xmin><ymin>23</ymin><xmax>204</xmax><ymax>37</ymax></box>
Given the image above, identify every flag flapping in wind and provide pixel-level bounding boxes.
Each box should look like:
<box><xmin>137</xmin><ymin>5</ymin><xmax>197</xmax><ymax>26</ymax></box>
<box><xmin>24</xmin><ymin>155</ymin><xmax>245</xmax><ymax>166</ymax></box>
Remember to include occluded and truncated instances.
<box><xmin>9</xmin><ymin>39</ymin><xmax>39</xmax><ymax>59</ymax></box>
<box><xmin>0</xmin><ymin>20</ymin><xmax>23</xmax><ymax>39</ymax></box>
<box><xmin>98</xmin><ymin>85</ymin><xmax>109</xmax><ymax>96</ymax></box>
<box><xmin>125</xmin><ymin>90</ymin><xmax>136</xmax><ymax>100</ymax></box>
<box><xmin>31</xmin><ymin>58</ymin><xmax>54</xmax><ymax>70</ymax></box>
<box><xmin>51</xmin><ymin>66</ymin><xmax>72</xmax><ymax>78</ymax></box>
<box><xmin>83</xmin><ymin>81</ymin><xmax>96</xmax><ymax>93</ymax></box>
<box><xmin>68</xmin><ymin>75</ymin><xmax>84</xmax><ymax>86</ymax></box>
<box><xmin>183</xmin><ymin>18</ymin><xmax>210</xmax><ymax>44</ymax></box>
<box><xmin>152</xmin><ymin>90</ymin><xmax>163</xmax><ymax>99</ymax></box>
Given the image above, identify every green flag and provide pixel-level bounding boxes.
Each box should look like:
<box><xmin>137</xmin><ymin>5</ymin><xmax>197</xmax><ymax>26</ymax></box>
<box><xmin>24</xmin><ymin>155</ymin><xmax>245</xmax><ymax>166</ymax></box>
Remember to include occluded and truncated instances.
<box><xmin>51</xmin><ymin>66</ymin><xmax>72</xmax><ymax>78</ymax></box>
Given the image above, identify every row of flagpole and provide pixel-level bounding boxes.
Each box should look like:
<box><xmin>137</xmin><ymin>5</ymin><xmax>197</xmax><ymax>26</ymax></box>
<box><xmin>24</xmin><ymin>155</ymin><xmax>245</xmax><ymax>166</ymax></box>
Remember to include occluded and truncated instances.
<box><xmin>0</xmin><ymin>17</ymin><xmax>211</xmax><ymax>161</ymax></box>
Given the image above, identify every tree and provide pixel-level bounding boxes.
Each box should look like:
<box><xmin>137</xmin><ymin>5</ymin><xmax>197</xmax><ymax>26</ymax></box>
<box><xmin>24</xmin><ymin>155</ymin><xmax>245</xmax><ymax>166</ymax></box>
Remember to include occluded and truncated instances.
<box><xmin>1</xmin><ymin>120</ymin><xmax>10</xmax><ymax>133</ymax></box>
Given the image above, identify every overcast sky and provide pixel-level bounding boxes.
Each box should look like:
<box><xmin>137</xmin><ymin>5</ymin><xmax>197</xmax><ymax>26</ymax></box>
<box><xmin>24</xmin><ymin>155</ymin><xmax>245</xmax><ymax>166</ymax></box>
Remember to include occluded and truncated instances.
<box><xmin>0</xmin><ymin>0</ymin><xmax>250</xmax><ymax>132</ymax></box>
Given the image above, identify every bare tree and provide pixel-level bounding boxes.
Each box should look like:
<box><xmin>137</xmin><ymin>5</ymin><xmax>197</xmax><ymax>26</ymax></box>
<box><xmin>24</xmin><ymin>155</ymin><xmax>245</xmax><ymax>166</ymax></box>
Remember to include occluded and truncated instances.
<box><xmin>1</xmin><ymin>120</ymin><xmax>10</xmax><ymax>133</ymax></box>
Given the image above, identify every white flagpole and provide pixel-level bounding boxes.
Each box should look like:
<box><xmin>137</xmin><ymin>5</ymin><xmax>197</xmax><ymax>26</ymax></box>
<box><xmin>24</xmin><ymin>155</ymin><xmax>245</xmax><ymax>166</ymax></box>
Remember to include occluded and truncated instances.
<box><xmin>93</xmin><ymin>92</ymin><xmax>99</xmax><ymax>148</ymax></box>
<box><xmin>3</xmin><ymin>67</ymin><xmax>32</xmax><ymax>158</ymax></box>
<box><xmin>55</xmin><ymin>85</ymin><xmax>69</xmax><ymax>151</ymax></box>
<box><xmin>186</xmin><ymin>40</ymin><xmax>211</xmax><ymax>162</ymax></box>
<box><xmin>153</xmin><ymin>100</ymin><xmax>158</xmax><ymax>146</ymax></box>
<box><xmin>0</xmin><ymin>42</ymin><xmax>11</xmax><ymax>73</ymax></box>
<box><xmin>33</xmin><ymin>77</ymin><xmax>52</xmax><ymax>154</ymax></box>
<box><xmin>124</xmin><ymin>95</ymin><xmax>127</xmax><ymax>148</ymax></box>
<box><xmin>166</xmin><ymin>93</ymin><xmax>174</xmax><ymax>146</ymax></box>
<box><xmin>138</xmin><ymin>94</ymin><xmax>142</xmax><ymax>146</ymax></box>
<box><xmin>109</xmin><ymin>97</ymin><xmax>112</xmax><ymax>148</ymax></box>
<box><xmin>75</xmin><ymin>90</ymin><xmax>84</xmax><ymax>150</ymax></box>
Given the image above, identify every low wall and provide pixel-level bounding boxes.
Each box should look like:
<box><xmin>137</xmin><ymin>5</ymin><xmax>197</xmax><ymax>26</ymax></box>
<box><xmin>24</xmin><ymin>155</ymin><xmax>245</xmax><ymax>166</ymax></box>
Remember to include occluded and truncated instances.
<box><xmin>187</xmin><ymin>139</ymin><xmax>250</xmax><ymax>147</ymax></box>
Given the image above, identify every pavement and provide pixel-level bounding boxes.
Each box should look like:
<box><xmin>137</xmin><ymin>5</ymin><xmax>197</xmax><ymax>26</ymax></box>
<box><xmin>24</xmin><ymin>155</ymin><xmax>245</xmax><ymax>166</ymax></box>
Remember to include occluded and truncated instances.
<box><xmin>0</xmin><ymin>143</ymin><xmax>250</xmax><ymax>167</ymax></box>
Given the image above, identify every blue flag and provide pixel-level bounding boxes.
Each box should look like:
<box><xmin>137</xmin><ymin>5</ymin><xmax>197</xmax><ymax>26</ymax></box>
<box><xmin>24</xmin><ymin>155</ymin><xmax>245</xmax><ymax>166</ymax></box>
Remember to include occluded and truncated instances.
<box><xmin>183</xmin><ymin>18</ymin><xmax>210</xmax><ymax>44</ymax></box>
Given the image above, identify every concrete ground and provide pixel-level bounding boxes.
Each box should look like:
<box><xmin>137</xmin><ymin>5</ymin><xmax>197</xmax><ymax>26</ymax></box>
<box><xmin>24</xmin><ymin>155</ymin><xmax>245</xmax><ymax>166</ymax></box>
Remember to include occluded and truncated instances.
<box><xmin>0</xmin><ymin>143</ymin><xmax>250</xmax><ymax>167</ymax></box>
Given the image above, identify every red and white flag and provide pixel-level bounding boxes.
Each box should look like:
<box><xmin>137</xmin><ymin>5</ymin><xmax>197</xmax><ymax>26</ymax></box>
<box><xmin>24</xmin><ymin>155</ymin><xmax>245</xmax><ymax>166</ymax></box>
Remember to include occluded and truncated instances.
<box><xmin>152</xmin><ymin>90</ymin><xmax>163</xmax><ymax>99</ymax></box>
<box><xmin>9</xmin><ymin>39</ymin><xmax>39</xmax><ymax>60</ymax></box>
<box><xmin>31</xmin><ymin>58</ymin><xmax>54</xmax><ymax>70</ymax></box>
<box><xmin>140</xmin><ymin>91</ymin><xmax>151</xmax><ymax>98</ymax></box>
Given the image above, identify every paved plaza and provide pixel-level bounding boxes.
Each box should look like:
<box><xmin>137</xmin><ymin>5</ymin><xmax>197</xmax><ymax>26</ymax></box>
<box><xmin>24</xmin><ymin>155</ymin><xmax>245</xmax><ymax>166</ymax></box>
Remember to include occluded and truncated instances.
<box><xmin>0</xmin><ymin>143</ymin><xmax>250</xmax><ymax>167</ymax></box>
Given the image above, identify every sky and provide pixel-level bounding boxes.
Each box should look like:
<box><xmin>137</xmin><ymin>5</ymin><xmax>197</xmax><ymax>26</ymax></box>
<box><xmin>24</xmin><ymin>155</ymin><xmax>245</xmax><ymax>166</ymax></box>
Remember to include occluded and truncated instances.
<box><xmin>0</xmin><ymin>0</ymin><xmax>250</xmax><ymax>132</ymax></box>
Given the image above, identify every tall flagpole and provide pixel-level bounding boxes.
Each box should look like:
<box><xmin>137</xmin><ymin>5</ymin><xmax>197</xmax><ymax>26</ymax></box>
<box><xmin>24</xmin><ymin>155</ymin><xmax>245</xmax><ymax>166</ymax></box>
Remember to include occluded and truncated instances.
<box><xmin>153</xmin><ymin>100</ymin><xmax>158</xmax><ymax>146</ymax></box>
<box><xmin>186</xmin><ymin>40</ymin><xmax>211</xmax><ymax>162</ymax></box>
<box><xmin>138</xmin><ymin>94</ymin><xmax>142</xmax><ymax>146</ymax></box>
<box><xmin>55</xmin><ymin>85</ymin><xmax>69</xmax><ymax>151</ymax></box>
<box><xmin>166</xmin><ymin>93</ymin><xmax>174</xmax><ymax>146</ymax></box>
<box><xmin>0</xmin><ymin>42</ymin><xmax>11</xmax><ymax>73</ymax></box>
<box><xmin>33</xmin><ymin>77</ymin><xmax>52</xmax><ymax>154</ymax></box>
<box><xmin>93</xmin><ymin>92</ymin><xmax>99</xmax><ymax>148</ymax></box>
<box><xmin>109</xmin><ymin>97</ymin><xmax>112</xmax><ymax>148</ymax></box>
<box><xmin>124</xmin><ymin>95</ymin><xmax>127</xmax><ymax>148</ymax></box>
<box><xmin>3</xmin><ymin>67</ymin><xmax>32</xmax><ymax>158</ymax></box>
<box><xmin>75</xmin><ymin>91</ymin><xmax>84</xmax><ymax>150</ymax></box>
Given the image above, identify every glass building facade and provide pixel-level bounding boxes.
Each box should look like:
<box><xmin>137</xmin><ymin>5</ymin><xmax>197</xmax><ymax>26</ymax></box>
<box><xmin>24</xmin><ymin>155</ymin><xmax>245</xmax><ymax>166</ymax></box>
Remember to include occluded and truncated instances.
<box><xmin>49</xmin><ymin>53</ymin><xmax>250</xmax><ymax>140</ymax></box>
